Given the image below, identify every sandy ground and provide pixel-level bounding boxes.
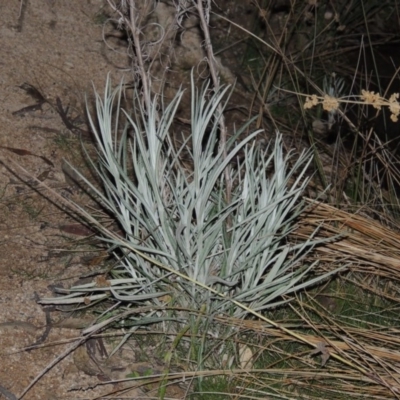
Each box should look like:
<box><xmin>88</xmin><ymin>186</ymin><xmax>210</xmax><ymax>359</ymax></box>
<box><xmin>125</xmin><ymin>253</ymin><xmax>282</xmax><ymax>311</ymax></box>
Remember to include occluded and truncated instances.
<box><xmin>0</xmin><ymin>1</ymin><xmax>147</xmax><ymax>398</ymax></box>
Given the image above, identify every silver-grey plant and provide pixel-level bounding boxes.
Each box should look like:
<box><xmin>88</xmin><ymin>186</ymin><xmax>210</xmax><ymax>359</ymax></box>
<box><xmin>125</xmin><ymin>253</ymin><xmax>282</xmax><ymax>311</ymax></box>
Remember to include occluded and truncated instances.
<box><xmin>41</xmin><ymin>74</ymin><xmax>338</xmax><ymax>362</ymax></box>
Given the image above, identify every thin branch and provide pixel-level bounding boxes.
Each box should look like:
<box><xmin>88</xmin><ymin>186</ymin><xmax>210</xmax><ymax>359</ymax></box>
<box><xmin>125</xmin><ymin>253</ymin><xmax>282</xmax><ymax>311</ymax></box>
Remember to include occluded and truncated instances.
<box><xmin>194</xmin><ymin>0</ymin><xmax>232</xmax><ymax>205</ymax></box>
<box><xmin>107</xmin><ymin>0</ymin><xmax>152</xmax><ymax>113</ymax></box>
<box><xmin>127</xmin><ymin>0</ymin><xmax>151</xmax><ymax>111</ymax></box>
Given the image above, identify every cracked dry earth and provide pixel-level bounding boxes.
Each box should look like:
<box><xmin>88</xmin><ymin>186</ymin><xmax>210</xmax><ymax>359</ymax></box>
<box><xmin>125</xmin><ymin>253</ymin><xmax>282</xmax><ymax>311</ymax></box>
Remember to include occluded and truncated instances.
<box><xmin>0</xmin><ymin>1</ymin><xmax>168</xmax><ymax>399</ymax></box>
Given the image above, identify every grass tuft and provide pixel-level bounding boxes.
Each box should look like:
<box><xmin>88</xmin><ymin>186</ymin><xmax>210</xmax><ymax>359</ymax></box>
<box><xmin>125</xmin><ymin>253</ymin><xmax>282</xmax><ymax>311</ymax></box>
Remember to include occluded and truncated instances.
<box><xmin>40</xmin><ymin>74</ymin><xmax>339</xmax><ymax>374</ymax></box>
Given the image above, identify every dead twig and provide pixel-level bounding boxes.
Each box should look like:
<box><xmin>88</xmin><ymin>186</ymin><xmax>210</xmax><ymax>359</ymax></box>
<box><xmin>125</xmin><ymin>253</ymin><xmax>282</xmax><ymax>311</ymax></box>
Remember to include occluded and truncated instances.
<box><xmin>194</xmin><ymin>0</ymin><xmax>232</xmax><ymax>205</ymax></box>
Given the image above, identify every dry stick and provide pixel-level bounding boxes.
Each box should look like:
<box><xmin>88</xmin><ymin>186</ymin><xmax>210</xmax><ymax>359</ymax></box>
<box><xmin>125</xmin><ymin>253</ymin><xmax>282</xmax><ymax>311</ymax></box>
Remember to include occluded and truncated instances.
<box><xmin>195</xmin><ymin>0</ymin><xmax>232</xmax><ymax>205</ymax></box>
<box><xmin>107</xmin><ymin>0</ymin><xmax>152</xmax><ymax>113</ymax></box>
<box><xmin>127</xmin><ymin>0</ymin><xmax>152</xmax><ymax>112</ymax></box>
<box><xmin>5</xmin><ymin>158</ymin><xmax>395</xmax><ymax>396</ymax></box>
<box><xmin>17</xmin><ymin>335</ymin><xmax>93</xmax><ymax>400</ymax></box>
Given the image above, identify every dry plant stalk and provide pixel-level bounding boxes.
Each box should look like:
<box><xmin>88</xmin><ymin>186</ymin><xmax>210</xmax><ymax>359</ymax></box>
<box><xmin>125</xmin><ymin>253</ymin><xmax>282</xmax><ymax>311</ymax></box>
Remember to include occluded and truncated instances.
<box><xmin>194</xmin><ymin>0</ymin><xmax>232</xmax><ymax>204</ymax></box>
<box><xmin>107</xmin><ymin>0</ymin><xmax>153</xmax><ymax>113</ymax></box>
<box><xmin>304</xmin><ymin>90</ymin><xmax>400</xmax><ymax>122</ymax></box>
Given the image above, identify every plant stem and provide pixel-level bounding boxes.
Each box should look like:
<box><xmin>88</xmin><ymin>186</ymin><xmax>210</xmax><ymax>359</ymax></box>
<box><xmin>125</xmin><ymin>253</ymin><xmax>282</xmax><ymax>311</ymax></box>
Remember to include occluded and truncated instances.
<box><xmin>127</xmin><ymin>0</ymin><xmax>151</xmax><ymax>112</ymax></box>
<box><xmin>195</xmin><ymin>0</ymin><xmax>232</xmax><ymax>206</ymax></box>
<box><xmin>107</xmin><ymin>0</ymin><xmax>152</xmax><ymax>114</ymax></box>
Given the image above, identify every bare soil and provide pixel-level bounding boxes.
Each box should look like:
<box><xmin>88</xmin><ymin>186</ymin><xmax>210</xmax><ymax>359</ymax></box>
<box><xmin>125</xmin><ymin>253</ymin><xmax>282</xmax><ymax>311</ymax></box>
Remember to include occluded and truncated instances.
<box><xmin>0</xmin><ymin>1</ymin><xmax>151</xmax><ymax>398</ymax></box>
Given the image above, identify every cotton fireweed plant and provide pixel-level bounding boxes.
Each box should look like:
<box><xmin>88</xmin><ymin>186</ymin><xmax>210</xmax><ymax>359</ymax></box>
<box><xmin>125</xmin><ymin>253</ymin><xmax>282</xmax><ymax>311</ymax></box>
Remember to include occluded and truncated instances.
<box><xmin>41</xmin><ymin>75</ymin><xmax>337</xmax><ymax>365</ymax></box>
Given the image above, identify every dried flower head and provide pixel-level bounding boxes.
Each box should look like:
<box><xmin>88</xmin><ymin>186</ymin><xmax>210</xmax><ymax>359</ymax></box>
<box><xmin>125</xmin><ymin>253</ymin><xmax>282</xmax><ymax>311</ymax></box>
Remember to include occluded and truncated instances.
<box><xmin>304</xmin><ymin>94</ymin><xmax>319</xmax><ymax>109</ymax></box>
<box><xmin>361</xmin><ymin>90</ymin><xmax>383</xmax><ymax>110</ymax></box>
<box><xmin>322</xmin><ymin>95</ymin><xmax>339</xmax><ymax>112</ymax></box>
<box><xmin>389</xmin><ymin>93</ymin><xmax>400</xmax><ymax>122</ymax></box>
